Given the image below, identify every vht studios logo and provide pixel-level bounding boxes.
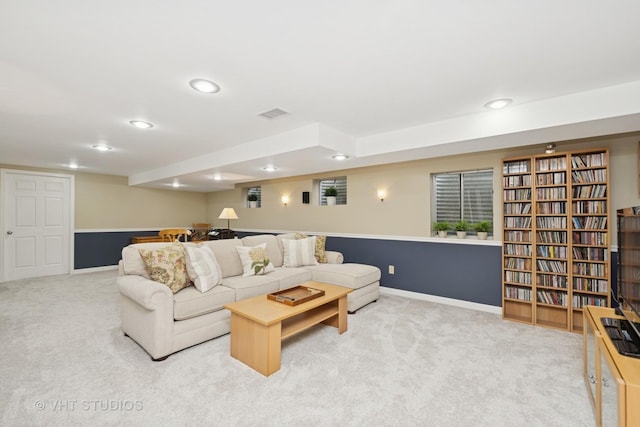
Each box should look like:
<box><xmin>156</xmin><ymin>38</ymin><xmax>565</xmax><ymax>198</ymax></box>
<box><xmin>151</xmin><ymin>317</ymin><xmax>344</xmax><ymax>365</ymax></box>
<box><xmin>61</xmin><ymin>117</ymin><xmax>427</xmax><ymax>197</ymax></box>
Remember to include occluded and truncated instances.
<box><xmin>34</xmin><ymin>399</ymin><xmax>143</xmax><ymax>411</ymax></box>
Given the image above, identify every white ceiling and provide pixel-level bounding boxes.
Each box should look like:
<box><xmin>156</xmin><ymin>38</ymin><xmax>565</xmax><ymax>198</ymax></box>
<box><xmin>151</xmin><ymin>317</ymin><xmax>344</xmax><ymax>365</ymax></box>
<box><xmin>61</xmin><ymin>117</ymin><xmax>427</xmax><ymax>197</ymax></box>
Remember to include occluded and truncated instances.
<box><xmin>2</xmin><ymin>1</ymin><xmax>640</xmax><ymax>192</ymax></box>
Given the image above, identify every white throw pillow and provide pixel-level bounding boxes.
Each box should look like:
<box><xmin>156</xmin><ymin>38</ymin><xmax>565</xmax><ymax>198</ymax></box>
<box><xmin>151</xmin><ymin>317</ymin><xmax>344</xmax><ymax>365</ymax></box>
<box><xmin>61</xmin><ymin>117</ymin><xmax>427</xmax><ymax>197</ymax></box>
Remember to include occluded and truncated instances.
<box><xmin>283</xmin><ymin>236</ymin><xmax>318</xmax><ymax>267</ymax></box>
<box><xmin>185</xmin><ymin>245</ymin><xmax>223</xmax><ymax>292</ymax></box>
<box><xmin>236</xmin><ymin>243</ymin><xmax>276</xmax><ymax>277</ymax></box>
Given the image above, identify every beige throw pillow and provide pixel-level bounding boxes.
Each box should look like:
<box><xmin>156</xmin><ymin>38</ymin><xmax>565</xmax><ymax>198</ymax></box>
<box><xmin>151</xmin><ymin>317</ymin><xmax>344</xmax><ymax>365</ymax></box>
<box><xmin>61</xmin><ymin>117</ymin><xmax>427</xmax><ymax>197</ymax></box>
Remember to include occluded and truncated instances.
<box><xmin>236</xmin><ymin>243</ymin><xmax>276</xmax><ymax>277</ymax></box>
<box><xmin>138</xmin><ymin>242</ymin><xmax>190</xmax><ymax>293</ymax></box>
<box><xmin>185</xmin><ymin>245</ymin><xmax>223</xmax><ymax>293</ymax></box>
<box><xmin>295</xmin><ymin>233</ymin><xmax>328</xmax><ymax>263</ymax></box>
<box><xmin>283</xmin><ymin>236</ymin><xmax>318</xmax><ymax>267</ymax></box>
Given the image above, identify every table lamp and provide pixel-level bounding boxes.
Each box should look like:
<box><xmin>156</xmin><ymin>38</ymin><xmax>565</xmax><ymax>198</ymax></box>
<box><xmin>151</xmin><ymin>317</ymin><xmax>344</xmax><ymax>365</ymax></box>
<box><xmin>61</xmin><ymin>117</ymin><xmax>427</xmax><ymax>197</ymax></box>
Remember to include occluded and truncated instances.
<box><xmin>218</xmin><ymin>208</ymin><xmax>238</xmax><ymax>230</ymax></box>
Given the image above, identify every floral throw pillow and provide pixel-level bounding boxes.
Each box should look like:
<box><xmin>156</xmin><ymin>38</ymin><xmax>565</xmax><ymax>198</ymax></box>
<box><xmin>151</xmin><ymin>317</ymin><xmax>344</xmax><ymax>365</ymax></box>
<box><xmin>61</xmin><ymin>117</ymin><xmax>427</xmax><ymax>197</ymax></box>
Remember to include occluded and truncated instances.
<box><xmin>295</xmin><ymin>233</ymin><xmax>327</xmax><ymax>263</ymax></box>
<box><xmin>236</xmin><ymin>243</ymin><xmax>276</xmax><ymax>277</ymax></box>
<box><xmin>138</xmin><ymin>242</ymin><xmax>191</xmax><ymax>293</ymax></box>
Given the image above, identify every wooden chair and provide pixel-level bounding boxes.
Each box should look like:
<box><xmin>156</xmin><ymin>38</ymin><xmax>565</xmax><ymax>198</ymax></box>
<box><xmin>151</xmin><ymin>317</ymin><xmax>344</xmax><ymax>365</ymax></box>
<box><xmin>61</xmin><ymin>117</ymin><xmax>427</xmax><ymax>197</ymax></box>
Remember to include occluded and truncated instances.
<box><xmin>158</xmin><ymin>228</ymin><xmax>189</xmax><ymax>242</ymax></box>
<box><xmin>191</xmin><ymin>223</ymin><xmax>211</xmax><ymax>242</ymax></box>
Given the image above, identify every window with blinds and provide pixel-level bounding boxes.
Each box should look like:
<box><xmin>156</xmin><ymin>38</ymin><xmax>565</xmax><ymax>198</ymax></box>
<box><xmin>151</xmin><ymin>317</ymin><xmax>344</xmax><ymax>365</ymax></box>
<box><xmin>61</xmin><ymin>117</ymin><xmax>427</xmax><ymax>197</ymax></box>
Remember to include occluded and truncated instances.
<box><xmin>319</xmin><ymin>177</ymin><xmax>347</xmax><ymax>205</ymax></box>
<box><xmin>247</xmin><ymin>186</ymin><xmax>261</xmax><ymax>208</ymax></box>
<box><xmin>433</xmin><ymin>170</ymin><xmax>493</xmax><ymax>230</ymax></box>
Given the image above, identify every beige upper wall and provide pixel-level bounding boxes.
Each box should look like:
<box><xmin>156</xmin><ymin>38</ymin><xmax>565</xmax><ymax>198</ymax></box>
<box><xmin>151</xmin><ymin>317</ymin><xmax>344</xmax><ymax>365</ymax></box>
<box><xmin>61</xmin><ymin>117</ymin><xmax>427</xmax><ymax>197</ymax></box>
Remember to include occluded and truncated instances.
<box><xmin>3</xmin><ymin>133</ymin><xmax>638</xmax><ymax>236</ymax></box>
<box><xmin>205</xmin><ymin>134</ymin><xmax>640</xmax><ymax>244</ymax></box>
<box><xmin>0</xmin><ymin>165</ymin><xmax>207</xmax><ymax>229</ymax></box>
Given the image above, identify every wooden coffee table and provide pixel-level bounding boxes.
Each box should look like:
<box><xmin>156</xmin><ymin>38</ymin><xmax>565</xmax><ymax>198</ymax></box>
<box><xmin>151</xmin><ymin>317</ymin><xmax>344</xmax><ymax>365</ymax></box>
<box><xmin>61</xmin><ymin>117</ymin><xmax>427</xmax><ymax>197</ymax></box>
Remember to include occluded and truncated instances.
<box><xmin>224</xmin><ymin>281</ymin><xmax>351</xmax><ymax>376</ymax></box>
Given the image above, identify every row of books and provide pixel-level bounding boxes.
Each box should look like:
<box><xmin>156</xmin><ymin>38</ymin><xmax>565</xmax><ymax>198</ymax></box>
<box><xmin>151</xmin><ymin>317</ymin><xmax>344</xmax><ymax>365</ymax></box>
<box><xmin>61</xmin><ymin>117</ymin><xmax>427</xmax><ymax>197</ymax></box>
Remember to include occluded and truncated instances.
<box><xmin>536</xmin><ymin>202</ymin><xmax>566</xmax><ymax>214</ymax></box>
<box><xmin>571</xmin><ymin>153</ymin><xmax>607</xmax><ymax>168</ymax></box>
<box><xmin>536</xmin><ymin>217</ymin><xmax>567</xmax><ymax>229</ymax></box>
<box><xmin>536</xmin><ymin>187</ymin><xmax>567</xmax><ymax>200</ymax></box>
<box><xmin>504</xmin><ymin>243</ymin><xmax>532</xmax><ymax>256</ymax></box>
<box><xmin>503</xmin><ymin>161</ymin><xmax>531</xmax><ymax>174</ymax></box>
<box><xmin>504</xmin><ymin>189</ymin><xmax>531</xmax><ymax>201</ymax></box>
<box><xmin>572</xmin><ymin>277</ymin><xmax>608</xmax><ymax>293</ymax></box>
<box><xmin>503</xmin><ymin>175</ymin><xmax>532</xmax><ymax>187</ymax></box>
<box><xmin>503</xmin><ymin>203</ymin><xmax>531</xmax><ymax>215</ymax></box>
<box><xmin>537</xmin><ymin>290</ymin><xmax>568</xmax><ymax>306</ymax></box>
<box><xmin>536</xmin><ymin>172</ymin><xmax>566</xmax><ymax>185</ymax></box>
<box><xmin>505</xmin><ymin>258</ymin><xmax>532</xmax><ymax>270</ymax></box>
<box><xmin>538</xmin><ymin>274</ymin><xmax>568</xmax><ymax>288</ymax></box>
<box><xmin>504</xmin><ymin>231</ymin><xmax>531</xmax><ymax>242</ymax></box>
<box><xmin>573</xmin><ymin>184</ymin><xmax>606</xmax><ymax>198</ymax></box>
<box><xmin>536</xmin><ymin>157</ymin><xmax>567</xmax><ymax>172</ymax></box>
<box><xmin>571</xmin><ymin>169</ymin><xmax>606</xmax><ymax>184</ymax></box>
<box><xmin>573</xmin><ymin>262</ymin><xmax>607</xmax><ymax>277</ymax></box>
<box><xmin>536</xmin><ymin>231</ymin><xmax>567</xmax><ymax>243</ymax></box>
<box><xmin>572</xmin><ymin>216</ymin><xmax>607</xmax><ymax>230</ymax></box>
<box><xmin>505</xmin><ymin>286</ymin><xmax>532</xmax><ymax>301</ymax></box>
<box><xmin>505</xmin><ymin>217</ymin><xmax>532</xmax><ymax>228</ymax></box>
<box><xmin>573</xmin><ymin>201</ymin><xmax>606</xmax><ymax>214</ymax></box>
<box><xmin>504</xmin><ymin>271</ymin><xmax>532</xmax><ymax>285</ymax></box>
<box><xmin>572</xmin><ymin>231</ymin><xmax>607</xmax><ymax>245</ymax></box>
<box><xmin>537</xmin><ymin>245</ymin><xmax>567</xmax><ymax>259</ymax></box>
<box><xmin>572</xmin><ymin>295</ymin><xmax>608</xmax><ymax>308</ymax></box>
<box><xmin>537</xmin><ymin>260</ymin><xmax>567</xmax><ymax>273</ymax></box>
<box><xmin>572</xmin><ymin>247</ymin><xmax>608</xmax><ymax>261</ymax></box>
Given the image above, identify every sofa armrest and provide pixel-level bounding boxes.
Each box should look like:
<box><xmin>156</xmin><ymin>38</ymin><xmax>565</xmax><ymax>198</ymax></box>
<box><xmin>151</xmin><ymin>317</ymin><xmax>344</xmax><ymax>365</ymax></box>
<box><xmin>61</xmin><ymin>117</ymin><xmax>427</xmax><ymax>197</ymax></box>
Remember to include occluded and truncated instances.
<box><xmin>325</xmin><ymin>250</ymin><xmax>343</xmax><ymax>264</ymax></box>
<box><xmin>117</xmin><ymin>275</ymin><xmax>172</xmax><ymax>311</ymax></box>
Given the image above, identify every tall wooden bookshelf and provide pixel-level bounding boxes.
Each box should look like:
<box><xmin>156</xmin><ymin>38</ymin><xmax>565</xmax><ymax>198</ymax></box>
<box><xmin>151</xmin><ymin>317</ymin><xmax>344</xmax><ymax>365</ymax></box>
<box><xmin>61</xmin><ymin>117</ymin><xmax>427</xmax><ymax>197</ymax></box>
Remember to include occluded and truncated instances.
<box><xmin>502</xmin><ymin>148</ymin><xmax>610</xmax><ymax>333</ymax></box>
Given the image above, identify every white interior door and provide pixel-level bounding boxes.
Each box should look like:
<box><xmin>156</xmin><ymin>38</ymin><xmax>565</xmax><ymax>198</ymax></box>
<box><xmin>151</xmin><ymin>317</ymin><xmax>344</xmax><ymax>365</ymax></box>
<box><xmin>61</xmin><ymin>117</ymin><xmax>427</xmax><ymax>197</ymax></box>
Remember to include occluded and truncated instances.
<box><xmin>2</xmin><ymin>170</ymin><xmax>73</xmax><ymax>281</ymax></box>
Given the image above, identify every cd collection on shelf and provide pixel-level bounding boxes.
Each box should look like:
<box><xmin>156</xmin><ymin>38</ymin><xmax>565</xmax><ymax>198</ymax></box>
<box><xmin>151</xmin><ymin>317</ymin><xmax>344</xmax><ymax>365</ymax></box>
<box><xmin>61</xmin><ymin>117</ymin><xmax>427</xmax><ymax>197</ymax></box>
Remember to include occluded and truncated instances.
<box><xmin>502</xmin><ymin>148</ymin><xmax>610</xmax><ymax>332</ymax></box>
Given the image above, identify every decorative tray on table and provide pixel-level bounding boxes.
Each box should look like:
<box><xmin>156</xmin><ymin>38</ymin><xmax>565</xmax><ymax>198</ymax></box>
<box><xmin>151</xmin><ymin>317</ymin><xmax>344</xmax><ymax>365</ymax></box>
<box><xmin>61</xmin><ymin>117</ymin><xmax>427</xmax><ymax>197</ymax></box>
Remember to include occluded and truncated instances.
<box><xmin>267</xmin><ymin>285</ymin><xmax>325</xmax><ymax>306</ymax></box>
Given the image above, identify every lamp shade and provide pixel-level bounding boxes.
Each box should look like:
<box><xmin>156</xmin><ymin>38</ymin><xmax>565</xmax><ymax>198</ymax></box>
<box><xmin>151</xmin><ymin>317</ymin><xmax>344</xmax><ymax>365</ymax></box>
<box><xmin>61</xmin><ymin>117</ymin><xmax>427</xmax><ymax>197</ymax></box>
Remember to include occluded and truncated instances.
<box><xmin>218</xmin><ymin>208</ymin><xmax>238</xmax><ymax>220</ymax></box>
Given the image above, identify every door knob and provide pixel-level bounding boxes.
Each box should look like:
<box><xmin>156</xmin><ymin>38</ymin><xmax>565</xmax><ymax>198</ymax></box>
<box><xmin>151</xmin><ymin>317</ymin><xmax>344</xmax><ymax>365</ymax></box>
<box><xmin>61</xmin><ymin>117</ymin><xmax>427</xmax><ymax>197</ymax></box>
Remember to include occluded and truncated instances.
<box><xmin>6</xmin><ymin>230</ymin><xmax>13</xmax><ymax>235</ymax></box>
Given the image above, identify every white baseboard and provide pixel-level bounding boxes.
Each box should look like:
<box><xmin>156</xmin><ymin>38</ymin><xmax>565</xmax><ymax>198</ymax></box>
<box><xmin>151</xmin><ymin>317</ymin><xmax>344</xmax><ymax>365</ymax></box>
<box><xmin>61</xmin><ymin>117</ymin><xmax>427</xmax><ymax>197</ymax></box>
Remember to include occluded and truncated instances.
<box><xmin>380</xmin><ymin>286</ymin><xmax>502</xmax><ymax>315</ymax></box>
<box><xmin>73</xmin><ymin>265</ymin><xmax>118</xmax><ymax>274</ymax></box>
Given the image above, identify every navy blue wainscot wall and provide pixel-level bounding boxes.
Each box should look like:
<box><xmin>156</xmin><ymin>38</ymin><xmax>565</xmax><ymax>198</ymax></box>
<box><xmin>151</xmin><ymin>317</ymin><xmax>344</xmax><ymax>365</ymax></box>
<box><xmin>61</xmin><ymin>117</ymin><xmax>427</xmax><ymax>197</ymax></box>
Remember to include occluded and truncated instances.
<box><xmin>74</xmin><ymin>231</ymin><xmax>159</xmax><ymax>269</ymax></box>
<box><xmin>326</xmin><ymin>237</ymin><xmax>503</xmax><ymax>307</ymax></box>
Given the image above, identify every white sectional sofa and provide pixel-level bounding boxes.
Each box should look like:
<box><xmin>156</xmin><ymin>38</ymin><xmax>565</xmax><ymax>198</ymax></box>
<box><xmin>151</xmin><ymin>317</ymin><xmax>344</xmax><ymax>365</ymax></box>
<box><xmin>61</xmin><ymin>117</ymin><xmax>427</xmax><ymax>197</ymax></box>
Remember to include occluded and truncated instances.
<box><xmin>117</xmin><ymin>233</ymin><xmax>381</xmax><ymax>360</ymax></box>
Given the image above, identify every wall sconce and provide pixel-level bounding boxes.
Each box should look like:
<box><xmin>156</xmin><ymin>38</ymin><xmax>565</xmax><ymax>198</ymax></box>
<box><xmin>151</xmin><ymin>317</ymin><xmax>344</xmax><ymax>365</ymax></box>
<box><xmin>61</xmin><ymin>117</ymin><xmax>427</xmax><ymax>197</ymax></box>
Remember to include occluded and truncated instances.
<box><xmin>281</xmin><ymin>195</ymin><xmax>289</xmax><ymax>206</ymax></box>
<box><xmin>544</xmin><ymin>143</ymin><xmax>556</xmax><ymax>154</ymax></box>
<box><xmin>377</xmin><ymin>189</ymin><xmax>386</xmax><ymax>202</ymax></box>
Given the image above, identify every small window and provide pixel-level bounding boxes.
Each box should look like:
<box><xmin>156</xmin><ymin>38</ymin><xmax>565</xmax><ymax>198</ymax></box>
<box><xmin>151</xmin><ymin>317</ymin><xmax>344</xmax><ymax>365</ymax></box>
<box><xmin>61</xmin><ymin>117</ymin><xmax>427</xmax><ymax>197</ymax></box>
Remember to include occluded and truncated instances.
<box><xmin>319</xmin><ymin>177</ymin><xmax>347</xmax><ymax>206</ymax></box>
<box><xmin>247</xmin><ymin>186</ymin><xmax>261</xmax><ymax>208</ymax></box>
<box><xmin>432</xmin><ymin>169</ymin><xmax>493</xmax><ymax>232</ymax></box>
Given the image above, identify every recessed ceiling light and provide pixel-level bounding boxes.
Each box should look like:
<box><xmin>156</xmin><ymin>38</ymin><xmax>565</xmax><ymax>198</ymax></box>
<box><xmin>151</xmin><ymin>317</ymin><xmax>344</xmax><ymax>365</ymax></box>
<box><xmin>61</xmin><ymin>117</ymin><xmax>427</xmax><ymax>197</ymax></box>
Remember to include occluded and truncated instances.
<box><xmin>262</xmin><ymin>166</ymin><xmax>277</xmax><ymax>172</ymax></box>
<box><xmin>172</xmin><ymin>181</ymin><xmax>180</xmax><ymax>188</ymax></box>
<box><xmin>92</xmin><ymin>144</ymin><xmax>112</xmax><ymax>152</ymax></box>
<box><xmin>213</xmin><ymin>175</ymin><xmax>223</xmax><ymax>181</ymax></box>
<box><xmin>189</xmin><ymin>79</ymin><xmax>221</xmax><ymax>94</ymax></box>
<box><xmin>129</xmin><ymin>120</ymin><xmax>153</xmax><ymax>129</ymax></box>
<box><xmin>484</xmin><ymin>98</ymin><xmax>513</xmax><ymax>109</ymax></box>
<box><xmin>332</xmin><ymin>154</ymin><xmax>349</xmax><ymax>161</ymax></box>
<box><xmin>68</xmin><ymin>163</ymin><xmax>79</xmax><ymax>169</ymax></box>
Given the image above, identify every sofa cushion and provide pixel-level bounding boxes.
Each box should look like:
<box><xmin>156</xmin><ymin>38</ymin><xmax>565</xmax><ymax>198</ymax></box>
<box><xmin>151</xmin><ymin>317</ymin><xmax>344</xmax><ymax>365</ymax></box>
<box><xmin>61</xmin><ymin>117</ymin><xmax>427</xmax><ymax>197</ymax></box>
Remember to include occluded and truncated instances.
<box><xmin>201</xmin><ymin>239</ymin><xmax>244</xmax><ymax>278</ymax></box>
<box><xmin>185</xmin><ymin>245</ymin><xmax>222</xmax><ymax>292</ymax></box>
<box><xmin>282</xmin><ymin>236</ymin><xmax>318</xmax><ymax>267</ymax></box>
<box><xmin>295</xmin><ymin>233</ymin><xmax>328</xmax><ymax>263</ymax></box>
<box><xmin>241</xmin><ymin>234</ymin><xmax>283</xmax><ymax>267</ymax></box>
<box><xmin>222</xmin><ymin>275</ymin><xmax>280</xmax><ymax>300</ymax></box>
<box><xmin>138</xmin><ymin>242</ymin><xmax>191</xmax><ymax>294</ymax></box>
<box><xmin>268</xmin><ymin>267</ymin><xmax>313</xmax><ymax>289</ymax></box>
<box><xmin>236</xmin><ymin>243</ymin><xmax>276</xmax><ymax>277</ymax></box>
<box><xmin>304</xmin><ymin>263</ymin><xmax>381</xmax><ymax>289</ymax></box>
<box><xmin>173</xmin><ymin>284</ymin><xmax>236</xmax><ymax>321</ymax></box>
<box><xmin>122</xmin><ymin>242</ymin><xmax>171</xmax><ymax>279</ymax></box>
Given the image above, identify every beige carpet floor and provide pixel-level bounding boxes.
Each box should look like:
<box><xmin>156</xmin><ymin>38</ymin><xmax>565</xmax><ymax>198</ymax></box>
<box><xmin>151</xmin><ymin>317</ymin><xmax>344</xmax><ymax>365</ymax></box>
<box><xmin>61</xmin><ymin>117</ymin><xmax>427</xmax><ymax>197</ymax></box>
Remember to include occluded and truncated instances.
<box><xmin>1</xmin><ymin>270</ymin><xmax>595</xmax><ymax>427</ymax></box>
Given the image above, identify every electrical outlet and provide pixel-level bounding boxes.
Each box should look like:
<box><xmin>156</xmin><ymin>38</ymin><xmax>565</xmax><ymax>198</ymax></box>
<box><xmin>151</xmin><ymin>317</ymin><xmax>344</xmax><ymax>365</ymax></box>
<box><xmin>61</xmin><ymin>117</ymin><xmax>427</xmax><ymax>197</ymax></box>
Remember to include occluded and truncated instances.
<box><xmin>388</xmin><ymin>265</ymin><xmax>395</xmax><ymax>275</ymax></box>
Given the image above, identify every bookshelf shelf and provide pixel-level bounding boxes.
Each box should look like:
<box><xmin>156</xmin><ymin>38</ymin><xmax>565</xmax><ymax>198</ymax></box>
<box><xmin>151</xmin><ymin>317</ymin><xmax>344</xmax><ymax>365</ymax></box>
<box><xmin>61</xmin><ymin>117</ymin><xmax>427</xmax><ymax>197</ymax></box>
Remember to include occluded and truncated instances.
<box><xmin>502</xmin><ymin>149</ymin><xmax>611</xmax><ymax>333</ymax></box>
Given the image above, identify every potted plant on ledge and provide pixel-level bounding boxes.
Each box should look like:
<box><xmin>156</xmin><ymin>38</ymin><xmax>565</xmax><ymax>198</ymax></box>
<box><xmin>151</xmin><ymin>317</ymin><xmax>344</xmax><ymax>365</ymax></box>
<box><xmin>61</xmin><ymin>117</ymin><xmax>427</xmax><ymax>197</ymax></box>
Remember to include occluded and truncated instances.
<box><xmin>454</xmin><ymin>220</ymin><xmax>469</xmax><ymax>239</ymax></box>
<box><xmin>247</xmin><ymin>193</ymin><xmax>258</xmax><ymax>208</ymax></box>
<box><xmin>432</xmin><ymin>221</ymin><xmax>450</xmax><ymax>238</ymax></box>
<box><xmin>473</xmin><ymin>221</ymin><xmax>492</xmax><ymax>240</ymax></box>
<box><xmin>324</xmin><ymin>186</ymin><xmax>338</xmax><ymax>205</ymax></box>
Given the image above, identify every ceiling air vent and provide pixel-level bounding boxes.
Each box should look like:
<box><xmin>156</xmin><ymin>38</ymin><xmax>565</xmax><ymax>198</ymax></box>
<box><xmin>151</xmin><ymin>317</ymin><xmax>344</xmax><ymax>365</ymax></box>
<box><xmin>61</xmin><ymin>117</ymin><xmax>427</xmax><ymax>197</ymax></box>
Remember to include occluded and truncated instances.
<box><xmin>258</xmin><ymin>108</ymin><xmax>289</xmax><ymax>119</ymax></box>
